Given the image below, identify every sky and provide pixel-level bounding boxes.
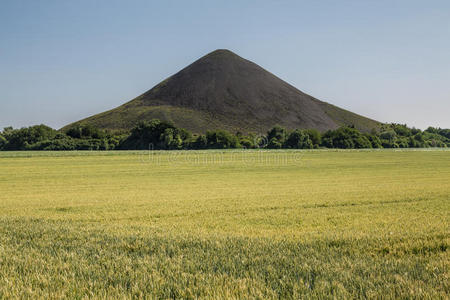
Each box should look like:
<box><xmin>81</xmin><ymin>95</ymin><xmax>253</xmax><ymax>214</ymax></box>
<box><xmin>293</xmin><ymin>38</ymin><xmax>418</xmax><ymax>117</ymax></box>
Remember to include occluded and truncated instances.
<box><xmin>1</xmin><ymin>0</ymin><xmax>449</xmax><ymax>130</ymax></box>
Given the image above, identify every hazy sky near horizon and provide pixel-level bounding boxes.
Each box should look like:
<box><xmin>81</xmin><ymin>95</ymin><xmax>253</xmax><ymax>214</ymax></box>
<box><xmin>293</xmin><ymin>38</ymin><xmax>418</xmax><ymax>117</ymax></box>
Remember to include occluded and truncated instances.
<box><xmin>1</xmin><ymin>0</ymin><xmax>449</xmax><ymax>130</ymax></box>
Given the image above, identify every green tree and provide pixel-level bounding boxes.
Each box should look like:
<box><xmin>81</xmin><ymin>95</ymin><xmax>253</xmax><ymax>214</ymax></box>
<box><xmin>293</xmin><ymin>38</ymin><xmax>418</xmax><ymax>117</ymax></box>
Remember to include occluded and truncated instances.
<box><xmin>380</xmin><ymin>130</ymin><xmax>396</xmax><ymax>142</ymax></box>
<box><xmin>66</xmin><ymin>125</ymin><xmax>105</xmax><ymax>139</ymax></box>
<box><xmin>0</xmin><ymin>134</ymin><xmax>6</xmax><ymax>150</ymax></box>
<box><xmin>2</xmin><ymin>125</ymin><xmax>56</xmax><ymax>150</ymax></box>
<box><xmin>365</xmin><ymin>134</ymin><xmax>382</xmax><ymax>148</ymax></box>
<box><xmin>191</xmin><ymin>135</ymin><xmax>208</xmax><ymax>149</ymax></box>
<box><xmin>206</xmin><ymin>130</ymin><xmax>240</xmax><ymax>149</ymax></box>
<box><xmin>284</xmin><ymin>130</ymin><xmax>313</xmax><ymax>149</ymax></box>
<box><xmin>119</xmin><ymin>119</ymin><xmax>189</xmax><ymax>150</ymax></box>
<box><xmin>161</xmin><ymin>128</ymin><xmax>183</xmax><ymax>150</ymax></box>
<box><xmin>266</xmin><ymin>125</ymin><xmax>287</xmax><ymax>149</ymax></box>
<box><xmin>321</xmin><ymin>127</ymin><xmax>372</xmax><ymax>149</ymax></box>
<box><xmin>304</xmin><ymin>129</ymin><xmax>322</xmax><ymax>147</ymax></box>
<box><xmin>391</xmin><ymin>124</ymin><xmax>411</xmax><ymax>137</ymax></box>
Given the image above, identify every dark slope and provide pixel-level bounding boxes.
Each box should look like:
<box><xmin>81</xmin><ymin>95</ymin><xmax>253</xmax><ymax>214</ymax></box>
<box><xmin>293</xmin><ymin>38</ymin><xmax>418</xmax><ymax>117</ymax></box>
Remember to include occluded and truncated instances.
<box><xmin>64</xmin><ymin>49</ymin><xmax>381</xmax><ymax>133</ymax></box>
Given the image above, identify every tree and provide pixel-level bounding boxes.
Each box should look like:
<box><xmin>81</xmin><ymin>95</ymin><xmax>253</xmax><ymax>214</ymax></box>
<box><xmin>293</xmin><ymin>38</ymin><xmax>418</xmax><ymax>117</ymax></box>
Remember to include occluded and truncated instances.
<box><xmin>266</xmin><ymin>125</ymin><xmax>287</xmax><ymax>149</ymax></box>
<box><xmin>365</xmin><ymin>134</ymin><xmax>382</xmax><ymax>148</ymax></box>
<box><xmin>284</xmin><ymin>130</ymin><xmax>313</xmax><ymax>149</ymax></box>
<box><xmin>437</xmin><ymin>128</ymin><xmax>450</xmax><ymax>139</ymax></box>
<box><xmin>191</xmin><ymin>135</ymin><xmax>207</xmax><ymax>149</ymax></box>
<box><xmin>408</xmin><ymin>136</ymin><xmax>420</xmax><ymax>148</ymax></box>
<box><xmin>206</xmin><ymin>130</ymin><xmax>240</xmax><ymax>149</ymax></box>
<box><xmin>119</xmin><ymin>119</ymin><xmax>189</xmax><ymax>150</ymax></box>
<box><xmin>304</xmin><ymin>129</ymin><xmax>321</xmax><ymax>147</ymax></box>
<box><xmin>239</xmin><ymin>138</ymin><xmax>254</xmax><ymax>149</ymax></box>
<box><xmin>2</xmin><ymin>125</ymin><xmax>56</xmax><ymax>150</ymax></box>
<box><xmin>267</xmin><ymin>138</ymin><xmax>283</xmax><ymax>149</ymax></box>
<box><xmin>321</xmin><ymin>127</ymin><xmax>372</xmax><ymax>149</ymax></box>
<box><xmin>161</xmin><ymin>128</ymin><xmax>183</xmax><ymax>150</ymax></box>
<box><xmin>411</xmin><ymin>127</ymin><xmax>421</xmax><ymax>135</ymax></box>
<box><xmin>66</xmin><ymin>125</ymin><xmax>106</xmax><ymax>139</ymax></box>
<box><xmin>0</xmin><ymin>135</ymin><xmax>6</xmax><ymax>150</ymax></box>
<box><xmin>380</xmin><ymin>130</ymin><xmax>397</xmax><ymax>142</ymax></box>
<box><xmin>391</xmin><ymin>124</ymin><xmax>411</xmax><ymax>137</ymax></box>
<box><xmin>321</xmin><ymin>131</ymin><xmax>334</xmax><ymax>148</ymax></box>
<box><xmin>354</xmin><ymin>136</ymin><xmax>372</xmax><ymax>149</ymax></box>
<box><xmin>66</xmin><ymin>126</ymin><xmax>82</xmax><ymax>138</ymax></box>
<box><xmin>236</xmin><ymin>132</ymin><xmax>256</xmax><ymax>149</ymax></box>
<box><xmin>396</xmin><ymin>137</ymin><xmax>410</xmax><ymax>148</ymax></box>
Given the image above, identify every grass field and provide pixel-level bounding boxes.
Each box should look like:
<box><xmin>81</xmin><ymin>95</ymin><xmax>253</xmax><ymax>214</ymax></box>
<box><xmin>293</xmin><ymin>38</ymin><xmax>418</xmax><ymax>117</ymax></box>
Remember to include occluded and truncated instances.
<box><xmin>0</xmin><ymin>149</ymin><xmax>448</xmax><ymax>298</ymax></box>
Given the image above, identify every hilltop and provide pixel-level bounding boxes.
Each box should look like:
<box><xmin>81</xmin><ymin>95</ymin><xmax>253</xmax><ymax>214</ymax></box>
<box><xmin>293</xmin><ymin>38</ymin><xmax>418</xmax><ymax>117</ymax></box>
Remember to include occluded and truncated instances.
<box><xmin>64</xmin><ymin>49</ymin><xmax>381</xmax><ymax>133</ymax></box>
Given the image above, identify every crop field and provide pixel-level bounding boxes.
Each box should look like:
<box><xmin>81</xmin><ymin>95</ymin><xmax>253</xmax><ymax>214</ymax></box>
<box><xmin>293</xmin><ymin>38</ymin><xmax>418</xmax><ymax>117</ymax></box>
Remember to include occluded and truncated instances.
<box><xmin>0</xmin><ymin>150</ymin><xmax>449</xmax><ymax>298</ymax></box>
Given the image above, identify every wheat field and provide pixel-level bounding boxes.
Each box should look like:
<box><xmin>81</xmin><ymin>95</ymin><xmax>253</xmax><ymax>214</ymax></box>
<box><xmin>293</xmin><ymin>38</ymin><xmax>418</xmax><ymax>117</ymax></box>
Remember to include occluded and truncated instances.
<box><xmin>0</xmin><ymin>150</ymin><xmax>448</xmax><ymax>298</ymax></box>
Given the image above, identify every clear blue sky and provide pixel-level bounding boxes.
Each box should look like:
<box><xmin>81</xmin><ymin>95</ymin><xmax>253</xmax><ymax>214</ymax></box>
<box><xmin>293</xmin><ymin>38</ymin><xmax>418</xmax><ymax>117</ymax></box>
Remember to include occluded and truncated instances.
<box><xmin>1</xmin><ymin>0</ymin><xmax>449</xmax><ymax>129</ymax></box>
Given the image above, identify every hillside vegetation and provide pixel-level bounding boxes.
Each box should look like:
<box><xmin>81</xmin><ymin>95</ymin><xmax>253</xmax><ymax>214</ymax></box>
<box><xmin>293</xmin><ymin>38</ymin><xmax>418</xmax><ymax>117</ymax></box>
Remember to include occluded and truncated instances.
<box><xmin>0</xmin><ymin>150</ymin><xmax>448</xmax><ymax>298</ymax></box>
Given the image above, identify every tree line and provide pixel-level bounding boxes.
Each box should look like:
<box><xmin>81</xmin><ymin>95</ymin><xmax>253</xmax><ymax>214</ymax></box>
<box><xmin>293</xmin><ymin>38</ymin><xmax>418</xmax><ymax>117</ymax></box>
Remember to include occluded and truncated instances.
<box><xmin>0</xmin><ymin>120</ymin><xmax>449</xmax><ymax>151</ymax></box>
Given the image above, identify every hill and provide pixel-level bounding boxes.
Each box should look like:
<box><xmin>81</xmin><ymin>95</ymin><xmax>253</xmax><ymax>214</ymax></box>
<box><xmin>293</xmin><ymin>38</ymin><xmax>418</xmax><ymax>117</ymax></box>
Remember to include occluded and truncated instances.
<box><xmin>64</xmin><ymin>49</ymin><xmax>381</xmax><ymax>133</ymax></box>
